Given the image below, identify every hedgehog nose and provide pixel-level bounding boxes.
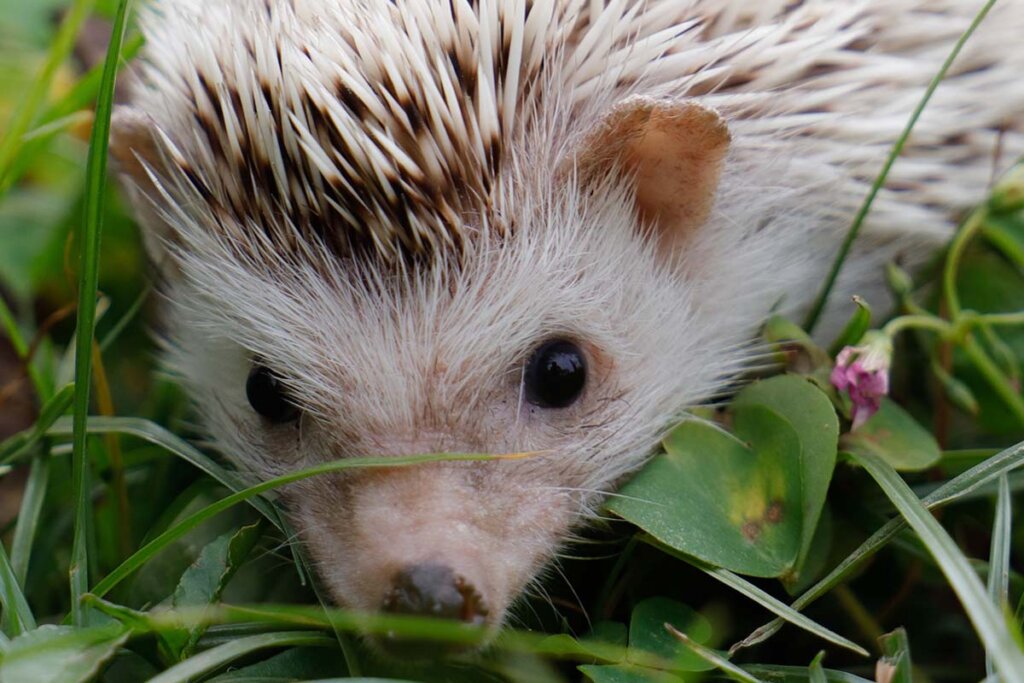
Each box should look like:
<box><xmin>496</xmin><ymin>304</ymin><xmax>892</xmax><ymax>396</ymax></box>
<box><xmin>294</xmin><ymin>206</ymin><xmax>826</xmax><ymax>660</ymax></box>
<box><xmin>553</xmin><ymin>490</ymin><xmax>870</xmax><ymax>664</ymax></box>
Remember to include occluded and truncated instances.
<box><xmin>382</xmin><ymin>563</ymin><xmax>488</xmax><ymax>625</ymax></box>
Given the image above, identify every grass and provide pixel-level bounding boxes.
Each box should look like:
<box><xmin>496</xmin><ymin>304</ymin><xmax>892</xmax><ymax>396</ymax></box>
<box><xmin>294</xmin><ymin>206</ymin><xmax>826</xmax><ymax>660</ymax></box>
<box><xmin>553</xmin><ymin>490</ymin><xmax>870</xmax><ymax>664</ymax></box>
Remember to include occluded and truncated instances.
<box><xmin>1</xmin><ymin>1</ymin><xmax>1023</xmax><ymax>682</ymax></box>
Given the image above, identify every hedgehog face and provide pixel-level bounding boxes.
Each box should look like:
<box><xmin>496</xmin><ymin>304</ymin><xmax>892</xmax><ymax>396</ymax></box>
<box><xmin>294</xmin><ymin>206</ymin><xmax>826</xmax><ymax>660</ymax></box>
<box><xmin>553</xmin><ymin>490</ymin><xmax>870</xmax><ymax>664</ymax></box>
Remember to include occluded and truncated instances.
<box><xmin>112</xmin><ymin>86</ymin><xmax>752</xmax><ymax>644</ymax></box>
<box><xmin>108</xmin><ymin>0</ymin><xmax>749</xmax><ymax>642</ymax></box>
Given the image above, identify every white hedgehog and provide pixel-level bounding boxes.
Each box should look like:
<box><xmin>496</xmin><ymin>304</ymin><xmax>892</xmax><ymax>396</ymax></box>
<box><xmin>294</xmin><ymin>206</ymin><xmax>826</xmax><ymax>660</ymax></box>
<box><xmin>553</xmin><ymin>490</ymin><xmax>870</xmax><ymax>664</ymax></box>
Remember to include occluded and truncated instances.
<box><xmin>110</xmin><ymin>0</ymin><xmax>1024</xmax><ymax>642</ymax></box>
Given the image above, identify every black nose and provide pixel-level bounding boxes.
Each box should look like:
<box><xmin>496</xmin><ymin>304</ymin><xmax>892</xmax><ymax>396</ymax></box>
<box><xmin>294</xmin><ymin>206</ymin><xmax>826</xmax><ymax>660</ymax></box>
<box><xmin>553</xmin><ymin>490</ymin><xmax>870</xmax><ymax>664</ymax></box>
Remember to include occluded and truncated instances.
<box><xmin>382</xmin><ymin>563</ymin><xmax>488</xmax><ymax>625</ymax></box>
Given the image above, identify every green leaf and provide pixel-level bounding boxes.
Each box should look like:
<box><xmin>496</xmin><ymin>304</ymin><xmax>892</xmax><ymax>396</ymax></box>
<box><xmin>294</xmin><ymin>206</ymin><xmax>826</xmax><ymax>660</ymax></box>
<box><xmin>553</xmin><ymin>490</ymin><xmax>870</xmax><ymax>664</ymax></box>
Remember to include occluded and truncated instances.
<box><xmin>627</xmin><ymin>597</ymin><xmax>714</xmax><ymax>672</ymax></box>
<box><xmin>876</xmin><ymin>629</ymin><xmax>912</xmax><ymax>683</ymax></box>
<box><xmin>579</xmin><ymin>664</ymin><xmax>686</xmax><ymax>683</ymax></box>
<box><xmin>852</xmin><ymin>450</ymin><xmax>1024</xmax><ymax>676</ymax></box>
<box><xmin>733</xmin><ymin>376</ymin><xmax>839</xmax><ymax>577</ymax></box>
<box><xmin>163</xmin><ymin>521</ymin><xmax>264</xmax><ymax>659</ymax></box>
<box><xmin>842</xmin><ymin>399</ymin><xmax>941</xmax><ymax>471</ymax></box>
<box><xmin>612</xmin><ymin>377</ymin><xmax>837</xmax><ymax>578</ymax></box>
<box><xmin>0</xmin><ymin>623</ymin><xmax>130</xmax><ymax>683</ymax></box>
<box><xmin>613</xmin><ymin>412</ymin><xmax>801</xmax><ymax>576</ymax></box>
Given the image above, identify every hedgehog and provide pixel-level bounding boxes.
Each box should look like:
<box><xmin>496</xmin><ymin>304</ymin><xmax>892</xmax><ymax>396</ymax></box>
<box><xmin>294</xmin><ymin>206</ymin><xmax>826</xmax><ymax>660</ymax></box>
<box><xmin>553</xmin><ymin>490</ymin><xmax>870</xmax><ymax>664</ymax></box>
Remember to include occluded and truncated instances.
<box><xmin>109</xmin><ymin>0</ymin><xmax>1024</xmax><ymax>645</ymax></box>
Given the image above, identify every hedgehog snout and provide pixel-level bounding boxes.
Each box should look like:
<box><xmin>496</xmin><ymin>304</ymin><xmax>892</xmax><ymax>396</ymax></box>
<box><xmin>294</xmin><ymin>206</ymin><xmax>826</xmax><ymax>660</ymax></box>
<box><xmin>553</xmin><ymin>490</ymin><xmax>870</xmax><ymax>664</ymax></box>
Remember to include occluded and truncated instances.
<box><xmin>382</xmin><ymin>562</ymin><xmax>489</xmax><ymax>624</ymax></box>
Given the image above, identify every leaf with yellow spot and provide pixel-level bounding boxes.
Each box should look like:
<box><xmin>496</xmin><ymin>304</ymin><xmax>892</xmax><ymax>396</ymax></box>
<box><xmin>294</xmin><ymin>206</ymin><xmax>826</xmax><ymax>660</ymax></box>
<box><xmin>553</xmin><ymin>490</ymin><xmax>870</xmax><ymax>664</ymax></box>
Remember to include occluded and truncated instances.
<box><xmin>609</xmin><ymin>375</ymin><xmax>838</xmax><ymax>578</ymax></box>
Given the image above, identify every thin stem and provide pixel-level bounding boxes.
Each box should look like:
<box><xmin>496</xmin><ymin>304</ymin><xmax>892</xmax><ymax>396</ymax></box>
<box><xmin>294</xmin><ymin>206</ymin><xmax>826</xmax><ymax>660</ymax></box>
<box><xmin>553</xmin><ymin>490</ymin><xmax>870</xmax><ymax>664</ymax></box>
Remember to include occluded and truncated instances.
<box><xmin>882</xmin><ymin>315</ymin><xmax>954</xmax><ymax>339</ymax></box>
<box><xmin>803</xmin><ymin>0</ymin><xmax>998</xmax><ymax>333</ymax></box>
<box><xmin>976</xmin><ymin>312</ymin><xmax>1024</xmax><ymax>328</ymax></box>
<box><xmin>943</xmin><ymin>207</ymin><xmax>989</xmax><ymax>321</ymax></box>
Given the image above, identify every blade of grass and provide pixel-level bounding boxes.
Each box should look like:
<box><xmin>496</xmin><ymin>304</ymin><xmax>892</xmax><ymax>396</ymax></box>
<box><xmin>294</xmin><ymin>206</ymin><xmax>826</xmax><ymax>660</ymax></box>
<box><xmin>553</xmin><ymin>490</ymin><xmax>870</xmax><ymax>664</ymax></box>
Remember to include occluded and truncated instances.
<box><xmin>146</xmin><ymin>631</ymin><xmax>336</xmax><ymax>683</ymax></box>
<box><xmin>735</xmin><ymin>440</ymin><xmax>1024</xmax><ymax>652</ymax></box>
<box><xmin>0</xmin><ymin>539</ymin><xmax>35</xmax><ymax>637</ymax></box>
<box><xmin>90</xmin><ymin>451</ymin><xmax>520</xmax><ymax>599</ymax></box>
<box><xmin>664</xmin><ymin>624</ymin><xmax>766</xmax><ymax>683</ymax></box>
<box><xmin>987</xmin><ymin>475</ymin><xmax>1013</xmax><ymax>679</ymax></box>
<box><xmin>641</xmin><ymin>536</ymin><xmax>868</xmax><ymax>657</ymax></box>
<box><xmin>10</xmin><ymin>451</ymin><xmax>50</xmax><ymax>585</ymax></box>
<box><xmin>69</xmin><ymin>0</ymin><xmax>133</xmax><ymax>627</ymax></box>
<box><xmin>0</xmin><ymin>0</ymin><xmax>96</xmax><ymax>192</ymax></box>
<box><xmin>802</xmin><ymin>0</ymin><xmax>998</xmax><ymax>332</ymax></box>
<box><xmin>853</xmin><ymin>450</ymin><xmax>1024</xmax><ymax>679</ymax></box>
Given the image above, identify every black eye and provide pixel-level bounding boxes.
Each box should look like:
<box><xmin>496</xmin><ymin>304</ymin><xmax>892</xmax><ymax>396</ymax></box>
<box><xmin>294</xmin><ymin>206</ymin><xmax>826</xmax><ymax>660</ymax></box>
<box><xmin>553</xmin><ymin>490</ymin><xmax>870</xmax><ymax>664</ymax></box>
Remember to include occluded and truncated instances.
<box><xmin>246</xmin><ymin>365</ymin><xmax>300</xmax><ymax>423</ymax></box>
<box><xmin>524</xmin><ymin>339</ymin><xmax>587</xmax><ymax>408</ymax></box>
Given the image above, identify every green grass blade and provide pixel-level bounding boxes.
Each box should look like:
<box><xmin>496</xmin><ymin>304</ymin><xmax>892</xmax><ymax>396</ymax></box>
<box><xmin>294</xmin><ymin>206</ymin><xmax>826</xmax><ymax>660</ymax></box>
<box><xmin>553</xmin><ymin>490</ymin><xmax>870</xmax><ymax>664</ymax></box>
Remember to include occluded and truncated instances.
<box><xmin>0</xmin><ymin>538</ymin><xmax>35</xmax><ymax>637</ymax></box>
<box><xmin>802</xmin><ymin>0</ymin><xmax>998</xmax><ymax>332</ymax></box>
<box><xmin>69</xmin><ymin>0</ymin><xmax>133</xmax><ymax>627</ymax></box>
<box><xmin>10</xmin><ymin>452</ymin><xmax>51</xmax><ymax>585</ymax></box>
<box><xmin>146</xmin><ymin>632</ymin><xmax>335</xmax><ymax>683</ymax></box>
<box><xmin>90</xmin><ymin>451</ymin><xmax>511</xmax><ymax>599</ymax></box>
<box><xmin>853</xmin><ymin>450</ymin><xmax>1024</xmax><ymax>680</ymax></box>
<box><xmin>664</xmin><ymin>623</ymin><xmax>765</xmax><ymax>683</ymax></box>
<box><xmin>735</xmin><ymin>440</ymin><xmax>1024</xmax><ymax>652</ymax></box>
<box><xmin>642</xmin><ymin>536</ymin><xmax>868</xmax><ymax>657</ymax></box>
<box><xmin>987</xmin><ymin>475</ymin><xmax>1013</xmax><ymax>679</ymax></box>
<box><xmin>0</xmin><ymin>0</ymin><xmax>95</xmax><ymax>192</ymax></box>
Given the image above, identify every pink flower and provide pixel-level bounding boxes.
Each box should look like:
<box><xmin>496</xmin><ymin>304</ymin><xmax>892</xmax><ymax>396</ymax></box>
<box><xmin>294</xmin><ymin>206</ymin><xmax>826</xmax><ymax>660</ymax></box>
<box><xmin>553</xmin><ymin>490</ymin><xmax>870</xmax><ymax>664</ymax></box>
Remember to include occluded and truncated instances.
<box><xmin>831</xmin><ymin>332</ymin><xmax>892</xmax><ymax>430</ymax></box>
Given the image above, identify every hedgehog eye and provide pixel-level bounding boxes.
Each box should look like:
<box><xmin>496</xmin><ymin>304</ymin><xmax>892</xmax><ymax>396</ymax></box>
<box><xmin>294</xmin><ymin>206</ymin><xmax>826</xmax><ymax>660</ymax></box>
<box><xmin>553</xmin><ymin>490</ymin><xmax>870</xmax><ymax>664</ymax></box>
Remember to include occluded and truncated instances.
<box><xmin>246</xmin><ymin>365</ymin><xmax>300</xmax><ymax>423</ymax></box>
<box><xmin>524</xmin><ymin>339</ymin><xmax>587</xmax><ymax>409</ymax></box>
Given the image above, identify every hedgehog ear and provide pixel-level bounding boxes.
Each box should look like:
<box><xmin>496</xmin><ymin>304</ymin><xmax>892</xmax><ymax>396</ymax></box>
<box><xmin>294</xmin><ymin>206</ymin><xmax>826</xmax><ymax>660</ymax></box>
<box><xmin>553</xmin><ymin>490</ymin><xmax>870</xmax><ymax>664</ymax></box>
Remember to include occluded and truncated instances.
<box><xmin>576</xmin><ymin>96</ymin><xmax>730</xmax><ymax>262</ymax></box>
<box><xmin>110</xmin><ymin>106</ymin><xmax>179</xmax><ymax>275</ymax></box>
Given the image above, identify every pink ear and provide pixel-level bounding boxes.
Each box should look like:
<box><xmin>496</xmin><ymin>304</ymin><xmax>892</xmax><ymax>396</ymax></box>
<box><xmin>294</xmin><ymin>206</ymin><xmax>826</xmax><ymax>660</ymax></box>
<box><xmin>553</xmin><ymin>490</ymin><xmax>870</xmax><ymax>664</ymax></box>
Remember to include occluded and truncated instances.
<box><xmin>577</xmin><ymin>96</ymin><xmax>731</xmax><ymax>255</ymax></box>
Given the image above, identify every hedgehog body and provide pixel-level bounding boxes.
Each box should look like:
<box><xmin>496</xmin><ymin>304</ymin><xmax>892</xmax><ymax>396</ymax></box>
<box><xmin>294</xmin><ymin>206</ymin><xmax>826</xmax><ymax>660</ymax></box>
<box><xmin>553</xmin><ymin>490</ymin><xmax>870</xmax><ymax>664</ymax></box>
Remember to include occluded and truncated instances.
<box><xmin>112</xmin><ymin>0</ymin><xmax>1024</xmax><ymax>636</ymax></box>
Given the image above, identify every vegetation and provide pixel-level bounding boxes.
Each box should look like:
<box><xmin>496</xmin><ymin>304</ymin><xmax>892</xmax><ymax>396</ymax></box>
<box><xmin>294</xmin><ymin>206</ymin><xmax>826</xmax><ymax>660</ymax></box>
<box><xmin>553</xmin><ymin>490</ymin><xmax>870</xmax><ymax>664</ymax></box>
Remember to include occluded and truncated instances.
<box><xmin>1</xmin><ymin>1</ymin><xmax>1023</xmax><ymax>681</ymax></box>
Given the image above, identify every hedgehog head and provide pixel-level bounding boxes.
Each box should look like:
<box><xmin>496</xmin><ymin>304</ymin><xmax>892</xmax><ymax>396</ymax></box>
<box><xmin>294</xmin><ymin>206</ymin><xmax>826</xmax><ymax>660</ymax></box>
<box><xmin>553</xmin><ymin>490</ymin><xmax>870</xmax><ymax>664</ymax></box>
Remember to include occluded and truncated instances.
<box><xmin>110</xmin><ymin>0</ymin><xmax>754</xmax><ymax>643</ymax></box>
